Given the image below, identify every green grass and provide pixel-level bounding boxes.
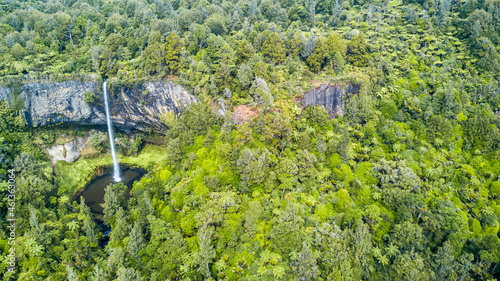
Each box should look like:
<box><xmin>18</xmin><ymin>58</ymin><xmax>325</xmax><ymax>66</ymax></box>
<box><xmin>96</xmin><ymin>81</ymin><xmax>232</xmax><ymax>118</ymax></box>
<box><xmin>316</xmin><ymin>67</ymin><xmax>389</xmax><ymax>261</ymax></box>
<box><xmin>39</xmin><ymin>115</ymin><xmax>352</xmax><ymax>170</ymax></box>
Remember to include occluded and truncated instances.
<box><xmin>56</xmin><ymin>144</ymin><xmax>168</xmax><ymax>196</ymax></box>
<box><xmin>119</xmin><ymin>144</ymin><xmax>169</xmax><ymax>167</ymax></box>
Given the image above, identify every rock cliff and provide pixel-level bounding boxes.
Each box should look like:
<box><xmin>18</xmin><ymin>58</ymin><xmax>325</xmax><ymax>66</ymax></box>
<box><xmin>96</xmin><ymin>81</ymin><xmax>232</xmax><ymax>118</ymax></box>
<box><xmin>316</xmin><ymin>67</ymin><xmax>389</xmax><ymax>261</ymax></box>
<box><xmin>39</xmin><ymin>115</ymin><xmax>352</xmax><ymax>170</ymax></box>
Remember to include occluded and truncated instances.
<box><xmin>299</xmin><ymin>83</ymin><xmax>359</xmax><ymax>118</ymax></box>
<box><xmin>110</xmin><ymin>81</ymin><xmax>196</xmax><ymax>131</ymax></box>
<box><xmin>0</xmin><ymin>80</ymin><xmax>196</xmax><ymax>132</ymax></box>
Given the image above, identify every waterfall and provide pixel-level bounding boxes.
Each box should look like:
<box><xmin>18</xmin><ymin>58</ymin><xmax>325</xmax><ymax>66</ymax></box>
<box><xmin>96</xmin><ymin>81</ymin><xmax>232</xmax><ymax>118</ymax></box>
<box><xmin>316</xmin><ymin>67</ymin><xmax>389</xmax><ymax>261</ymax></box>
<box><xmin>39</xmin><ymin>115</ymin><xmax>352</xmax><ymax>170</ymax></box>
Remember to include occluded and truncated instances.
<box><xmin>102</xmin><ymin>80</ymin><xmax>121</xmax><ymax>182</ymax></box>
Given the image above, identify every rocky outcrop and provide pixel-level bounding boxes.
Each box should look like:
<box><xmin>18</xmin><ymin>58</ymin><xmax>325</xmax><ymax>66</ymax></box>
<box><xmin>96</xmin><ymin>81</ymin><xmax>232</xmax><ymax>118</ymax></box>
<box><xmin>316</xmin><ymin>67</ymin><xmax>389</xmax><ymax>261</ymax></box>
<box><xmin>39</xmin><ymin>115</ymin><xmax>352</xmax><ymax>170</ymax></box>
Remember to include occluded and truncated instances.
<box><xmin>46</xmin><ymin>134</ymin><xmax>89</xmax><ymax>165</ymax></box>
<box><xmin>0</xmin><ymin>80</ymin><xmax>196</xmax><ymax>132</ymax></box>
<box><xmin>299</xmin><ymin>83</ymin><xmax>360</xmax><ymax>118</ymax></box>
<box><xmin>0</xmin><ymin>87</ymin><xmax>11</xmax><ymax>103</ymax></box>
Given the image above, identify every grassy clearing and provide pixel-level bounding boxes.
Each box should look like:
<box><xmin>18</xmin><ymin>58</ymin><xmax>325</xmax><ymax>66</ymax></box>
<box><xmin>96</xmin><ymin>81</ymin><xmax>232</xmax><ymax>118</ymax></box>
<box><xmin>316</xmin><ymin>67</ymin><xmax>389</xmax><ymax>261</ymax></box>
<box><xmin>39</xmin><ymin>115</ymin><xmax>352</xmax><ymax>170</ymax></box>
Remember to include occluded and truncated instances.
<box><xmin>119</xmin><ymin>144</ymin><xmax>168</xmax><ymax>167</ymax></box>
<box><xmin>56</xmin><ymin>144</ymin><xmax>167</xmax><ymax>196</ymax></box>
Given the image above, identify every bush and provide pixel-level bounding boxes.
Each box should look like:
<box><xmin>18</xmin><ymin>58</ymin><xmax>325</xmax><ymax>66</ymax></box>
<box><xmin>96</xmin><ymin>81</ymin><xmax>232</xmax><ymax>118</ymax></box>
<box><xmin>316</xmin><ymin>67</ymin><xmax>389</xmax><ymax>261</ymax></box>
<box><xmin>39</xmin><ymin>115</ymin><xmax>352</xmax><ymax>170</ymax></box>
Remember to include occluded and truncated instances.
<box><xmin>490</xmin><ymin>181</ymin><xmax>500</xmax><ymax>198</ymax></box>
<box><xmin>89</xmin><ymin>129</ymin><xmax>108</xmax><ymax>153</ymax></box>
<box><xmin>10</xmin><ymin>43</ymin><xmax>26</xmax><ymax>60</ymax></box>
<box><xmin>40</xmin><ymin>130</ymin><xmax>56</xmax><ymax>145</ymax></box>
<box><xmin>10</xmin><ymin>90</ymin><xmax>24</xmax><ymax>111</ymax></box>
<box><xmin>84</xmin><ymin>91</ymin><xmax>99</xmax><ymax>105</ymax></box>
<box><xmin>379</xmin><ymin>99</ymin><xmax>398</xmax><ymax>119</ymax></box>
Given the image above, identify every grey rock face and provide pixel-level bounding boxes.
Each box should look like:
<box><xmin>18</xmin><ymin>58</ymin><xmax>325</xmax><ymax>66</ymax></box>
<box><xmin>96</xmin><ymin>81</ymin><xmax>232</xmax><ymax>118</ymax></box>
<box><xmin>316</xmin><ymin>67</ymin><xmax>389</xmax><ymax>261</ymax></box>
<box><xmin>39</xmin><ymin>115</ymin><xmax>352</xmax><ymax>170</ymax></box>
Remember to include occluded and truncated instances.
<box><xmin>299</xmin><ymin>83</ymin><xmax>359</xmax><ymax>118</ymax></box>
<box><xmin>0</xmin><ymin>80</ymin><xmax>196</xmax><ymax>132</ymax></box>
<box><xmin>111</xmin><ymin>81</ymin><xmax>197</xmax><ymax>131</ymax></box>
<box><xmin>0</xmin><ymin>87</ymin><xmax>11</xmax><ymax>103</ymax></box>
<box><xmin>46</xmin><ymin>135</ymin><xmax>89</xmax><ymax>165</ymax></box>
<box><xmin>21</xmin><ymin>81</ymin><xmax>103</xmax><ymax>126</ymax></box>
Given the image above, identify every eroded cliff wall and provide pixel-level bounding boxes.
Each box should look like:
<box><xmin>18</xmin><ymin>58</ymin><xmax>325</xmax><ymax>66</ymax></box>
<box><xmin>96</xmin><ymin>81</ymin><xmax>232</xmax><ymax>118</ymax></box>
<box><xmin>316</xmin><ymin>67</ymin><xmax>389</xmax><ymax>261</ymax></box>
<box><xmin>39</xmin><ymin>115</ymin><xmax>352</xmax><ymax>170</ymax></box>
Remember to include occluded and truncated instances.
<box><xmin>0</xmin><ymin>80</ymin><xmax>196</xmax><ymax>132</ymax></box>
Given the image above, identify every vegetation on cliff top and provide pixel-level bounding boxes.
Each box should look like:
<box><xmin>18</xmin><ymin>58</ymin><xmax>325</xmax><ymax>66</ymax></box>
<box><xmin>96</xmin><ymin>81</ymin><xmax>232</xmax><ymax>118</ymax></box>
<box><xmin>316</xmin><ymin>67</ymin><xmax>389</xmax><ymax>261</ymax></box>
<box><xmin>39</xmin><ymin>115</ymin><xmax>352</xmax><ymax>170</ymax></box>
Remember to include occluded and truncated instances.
<box><xmin>0</xmin><ymin>0</ymin><xmax>500</xmax><ymax>280</ymax></box>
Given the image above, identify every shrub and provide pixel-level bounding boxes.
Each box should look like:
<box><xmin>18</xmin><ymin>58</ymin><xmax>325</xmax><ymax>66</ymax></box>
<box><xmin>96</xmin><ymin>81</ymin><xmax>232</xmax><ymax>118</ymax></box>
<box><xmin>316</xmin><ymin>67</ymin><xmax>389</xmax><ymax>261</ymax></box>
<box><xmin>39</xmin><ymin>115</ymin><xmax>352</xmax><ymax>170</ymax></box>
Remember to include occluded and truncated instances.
<box><xmin>89</xmin><ymin>129</ymin><xmax>108</xmax><ymax>153</ymax></box>
<box><xmin>84</xmin><ymin>91</ymin><xmax>99</xmax><ymax>105</ymax></box>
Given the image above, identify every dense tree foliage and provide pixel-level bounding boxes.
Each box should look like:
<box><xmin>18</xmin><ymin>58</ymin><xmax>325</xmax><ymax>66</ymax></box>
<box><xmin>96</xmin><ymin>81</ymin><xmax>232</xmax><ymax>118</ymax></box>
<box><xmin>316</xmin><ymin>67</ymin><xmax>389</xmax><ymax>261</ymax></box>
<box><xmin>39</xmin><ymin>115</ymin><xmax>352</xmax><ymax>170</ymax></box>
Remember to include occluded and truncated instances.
<box><xmin>1</xmin><ymin>0</ymin><xmax>500</xmax><ymax>280</ymax></box>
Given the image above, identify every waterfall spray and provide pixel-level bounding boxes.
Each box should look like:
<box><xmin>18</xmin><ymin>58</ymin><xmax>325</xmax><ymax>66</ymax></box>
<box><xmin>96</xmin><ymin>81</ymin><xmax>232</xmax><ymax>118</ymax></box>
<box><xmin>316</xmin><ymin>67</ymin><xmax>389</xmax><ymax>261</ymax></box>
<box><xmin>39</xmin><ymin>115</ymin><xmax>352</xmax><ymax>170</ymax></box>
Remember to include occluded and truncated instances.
<box><xmin>102</xmin><ymin>80</ymin><xmax>121</xmax><ymax>182</ymax></box>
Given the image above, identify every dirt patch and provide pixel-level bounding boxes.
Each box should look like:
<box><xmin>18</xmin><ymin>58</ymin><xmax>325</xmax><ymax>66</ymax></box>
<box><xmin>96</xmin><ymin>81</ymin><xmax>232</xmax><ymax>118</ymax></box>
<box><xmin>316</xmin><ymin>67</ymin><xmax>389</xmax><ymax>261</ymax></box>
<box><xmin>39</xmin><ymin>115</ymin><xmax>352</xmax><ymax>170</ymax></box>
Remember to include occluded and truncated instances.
<box><xmin>233</xmin><ymin>105</ymin><xmax>259</xmax><ymax>124</ymax></box>
<box><xmin>311</xmin><ymin>80</ymin><xmax>323</xmax><ymax>87</ymax></box>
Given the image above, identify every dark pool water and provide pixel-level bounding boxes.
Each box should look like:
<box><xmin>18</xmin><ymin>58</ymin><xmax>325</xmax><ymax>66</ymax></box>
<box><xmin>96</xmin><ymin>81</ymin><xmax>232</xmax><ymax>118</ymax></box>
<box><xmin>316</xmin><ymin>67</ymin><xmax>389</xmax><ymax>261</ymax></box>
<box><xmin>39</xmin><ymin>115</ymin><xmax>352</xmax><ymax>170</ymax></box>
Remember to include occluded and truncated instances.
<box><xmin>76</xmin><ymin>168</ymin><xmax>145</xmax><ymax>221</ymax></box>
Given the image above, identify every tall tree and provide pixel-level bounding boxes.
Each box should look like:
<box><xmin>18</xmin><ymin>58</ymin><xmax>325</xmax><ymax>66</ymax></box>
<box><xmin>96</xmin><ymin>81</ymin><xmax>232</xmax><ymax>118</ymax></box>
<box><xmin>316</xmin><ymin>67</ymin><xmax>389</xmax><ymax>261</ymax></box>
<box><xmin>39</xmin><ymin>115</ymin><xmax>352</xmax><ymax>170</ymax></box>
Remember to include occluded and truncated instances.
<box><xmin>127</xmin><ymin>222</ymin><xmax>146</xmax><ymax>265</ymax></box>
<box><xmin>262</xmin><ymin>32</ymin><xmax>287</xmax><ymax>64</ymax></box>
<box><xmin>337</xmin><ymin>126</ymin><xmax>351</xmax><ymax>161</ymax></box>
<box><xmin>306</xmin><ymin>37</ymin><xmax>329</xmax><ymax>72</ymax></box>
<box><xmin>164</xmin><ymin>32</ymin><xmax>183</xmax><ymax>74</ymax></box>
<box><xmin>347</xmin><ymin>34</ymin><xmax>370</xmax><ymax>67</ymax></box>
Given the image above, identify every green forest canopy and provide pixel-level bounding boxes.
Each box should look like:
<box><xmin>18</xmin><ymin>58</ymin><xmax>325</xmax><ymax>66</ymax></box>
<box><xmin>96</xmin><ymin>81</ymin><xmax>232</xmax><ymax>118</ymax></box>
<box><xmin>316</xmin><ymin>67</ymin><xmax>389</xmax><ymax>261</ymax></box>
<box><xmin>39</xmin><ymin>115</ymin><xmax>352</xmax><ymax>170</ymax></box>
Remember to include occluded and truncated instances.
<box><xmin>0</xmin><ymin>0</ymin><xmax>500</xmax><ymax>280</ymax></box>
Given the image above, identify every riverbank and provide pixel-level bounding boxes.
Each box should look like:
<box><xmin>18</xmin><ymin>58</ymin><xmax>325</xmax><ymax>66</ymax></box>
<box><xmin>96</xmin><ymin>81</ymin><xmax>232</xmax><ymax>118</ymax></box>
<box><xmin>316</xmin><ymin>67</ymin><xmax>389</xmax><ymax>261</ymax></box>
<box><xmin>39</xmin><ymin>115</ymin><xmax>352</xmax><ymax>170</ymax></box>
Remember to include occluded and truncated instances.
<box><xmin>56</xmin><ymin>144</ymin><xmax>168</xmax><ymax>196</ymax></box>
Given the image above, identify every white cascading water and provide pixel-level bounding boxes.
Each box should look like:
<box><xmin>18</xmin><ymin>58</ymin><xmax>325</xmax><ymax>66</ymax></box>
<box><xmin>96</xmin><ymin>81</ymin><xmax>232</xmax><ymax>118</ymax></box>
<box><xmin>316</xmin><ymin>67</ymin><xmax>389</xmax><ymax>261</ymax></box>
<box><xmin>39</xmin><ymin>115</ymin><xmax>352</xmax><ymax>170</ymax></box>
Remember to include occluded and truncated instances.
<box><xmin>102</xmin><ymin>80</ymin><xmax>121</xmax><ymax>182</ymax></box>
